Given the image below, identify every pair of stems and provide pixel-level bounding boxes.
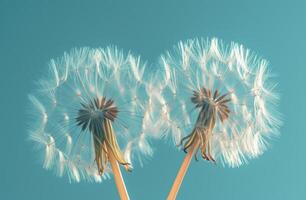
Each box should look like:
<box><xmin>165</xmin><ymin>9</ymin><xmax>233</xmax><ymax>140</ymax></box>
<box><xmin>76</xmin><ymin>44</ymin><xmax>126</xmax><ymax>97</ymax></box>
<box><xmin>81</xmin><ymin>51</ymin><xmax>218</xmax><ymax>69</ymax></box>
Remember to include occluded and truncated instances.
<box><xmin>110</xmin><ymin>141</ymin><xmax>198</xmax><ymax>200</ymax></box>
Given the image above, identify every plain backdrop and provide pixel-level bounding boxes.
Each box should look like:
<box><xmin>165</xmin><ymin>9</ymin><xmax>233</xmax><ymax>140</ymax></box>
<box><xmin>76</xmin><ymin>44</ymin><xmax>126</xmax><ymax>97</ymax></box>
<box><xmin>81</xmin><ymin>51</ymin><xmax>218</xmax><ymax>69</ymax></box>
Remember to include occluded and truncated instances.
<box><xmin>0</xmin><ymin>0</ymin><xmax>305</xmax><ymax>199</ymax></box>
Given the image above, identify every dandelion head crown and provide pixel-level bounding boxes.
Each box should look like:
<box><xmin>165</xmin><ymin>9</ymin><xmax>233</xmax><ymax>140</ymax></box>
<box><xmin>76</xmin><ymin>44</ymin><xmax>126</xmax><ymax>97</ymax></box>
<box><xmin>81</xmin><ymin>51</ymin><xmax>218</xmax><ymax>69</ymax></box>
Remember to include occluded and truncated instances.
<box><xmin>28</xmin><ymin>47</ymin><xmax>153</xmax><ymax>182</ymax></box>
<box><xmin>150</xmin><ymin>38</ymin><xmax>281</xmax><ymax>167</ymax></box>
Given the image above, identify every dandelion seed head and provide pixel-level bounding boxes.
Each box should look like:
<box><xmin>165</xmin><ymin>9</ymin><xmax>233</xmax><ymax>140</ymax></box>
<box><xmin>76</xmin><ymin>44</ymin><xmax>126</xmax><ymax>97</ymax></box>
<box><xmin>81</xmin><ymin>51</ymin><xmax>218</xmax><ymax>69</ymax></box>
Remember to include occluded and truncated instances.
<box><xmin>153</xmin><ymin>38</ymin><xmax>281</xmax><ymax>167</ymax></box>
<box><xmin>28</xmin><ymin>47</ymin><xmax>153</xmax><ymax>182</ymax></box>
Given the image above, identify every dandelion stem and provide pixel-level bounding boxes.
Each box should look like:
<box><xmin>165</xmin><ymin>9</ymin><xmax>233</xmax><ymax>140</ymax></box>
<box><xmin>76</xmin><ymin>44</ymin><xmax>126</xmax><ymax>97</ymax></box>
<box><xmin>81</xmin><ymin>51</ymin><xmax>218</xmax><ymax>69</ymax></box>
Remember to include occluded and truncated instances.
<box><xmin>108</xmin><ymin>148</ymin><xmax>130</xmax><ymax>200</ymax></box>
<box><xmin>167</xmin><ymin>139</ymin><xmax>200</xmax><ymax>200</ymax></box>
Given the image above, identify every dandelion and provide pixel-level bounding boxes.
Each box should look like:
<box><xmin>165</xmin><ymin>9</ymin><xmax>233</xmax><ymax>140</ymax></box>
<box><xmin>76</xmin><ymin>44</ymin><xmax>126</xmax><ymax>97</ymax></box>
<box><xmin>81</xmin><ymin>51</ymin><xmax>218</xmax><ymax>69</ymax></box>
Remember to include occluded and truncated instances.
<box><xmin>149</xmin><ymin>38</ymin><xmax>281</xmax><ymax>199</ymax></box>
<box><xmin>28</xmin><ymin>47</ymin><xmax>153</xmax><ymax>200</ymax></box>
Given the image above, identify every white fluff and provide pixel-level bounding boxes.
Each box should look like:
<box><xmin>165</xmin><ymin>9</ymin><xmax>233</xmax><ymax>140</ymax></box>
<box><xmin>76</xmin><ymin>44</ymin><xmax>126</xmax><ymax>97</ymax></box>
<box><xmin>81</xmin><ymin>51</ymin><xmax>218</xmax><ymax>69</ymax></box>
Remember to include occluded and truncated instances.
<box><xmin>152</xmin><ymin>38</ymin><xmax>281</xmax><ymax>167</ymax></box>
<box><xmin>28</xmin><ymin>47</ymin><xmax>154</xmax><ymax>182</ymax></box>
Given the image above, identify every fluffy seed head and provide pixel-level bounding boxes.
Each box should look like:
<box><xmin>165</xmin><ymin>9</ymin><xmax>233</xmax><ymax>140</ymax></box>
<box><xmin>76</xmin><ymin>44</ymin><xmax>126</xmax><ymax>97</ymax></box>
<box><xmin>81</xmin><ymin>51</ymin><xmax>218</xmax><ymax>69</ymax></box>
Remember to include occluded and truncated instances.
<box><xmin>150</xmin><ymin>38</ymin><xmax>281</xmax><ymax>167</ymax></box>
<box><xmin>28</xmin><ymin>47</ymin><xmax>154</xmax><ymax>182</ymax></box>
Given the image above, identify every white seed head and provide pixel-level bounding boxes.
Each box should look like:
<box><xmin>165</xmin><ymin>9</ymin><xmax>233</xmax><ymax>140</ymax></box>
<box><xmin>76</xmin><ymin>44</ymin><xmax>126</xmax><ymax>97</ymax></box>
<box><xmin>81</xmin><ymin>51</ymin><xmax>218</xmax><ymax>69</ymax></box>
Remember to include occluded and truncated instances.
<box><xmin>153</xmin><ymin>38</ymin><xmax>281</xmax><ymax>167</ymax></box>
<box><xmin>28</xmin><ymin>47</ymin><xmax>153</xmax><ymax>182</ymax></box>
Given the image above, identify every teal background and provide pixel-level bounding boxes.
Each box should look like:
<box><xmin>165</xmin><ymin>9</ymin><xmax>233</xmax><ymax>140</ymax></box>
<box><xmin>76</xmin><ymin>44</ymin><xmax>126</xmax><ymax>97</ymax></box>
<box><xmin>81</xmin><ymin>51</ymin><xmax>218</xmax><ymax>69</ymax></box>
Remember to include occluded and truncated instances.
<box><xmin>1</xmin><ymin>0</ymin><xmax>305</xmax><ymax>199</ymax></box>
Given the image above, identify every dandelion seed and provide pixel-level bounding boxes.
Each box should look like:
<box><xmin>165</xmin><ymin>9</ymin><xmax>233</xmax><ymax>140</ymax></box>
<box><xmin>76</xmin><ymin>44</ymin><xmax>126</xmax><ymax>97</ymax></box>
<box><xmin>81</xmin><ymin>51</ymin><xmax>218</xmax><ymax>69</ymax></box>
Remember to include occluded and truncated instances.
<box><xmin>28</xmin><ymin>47</ymin><xmax>153</xmax><ymax>200</ymax></box>
<box><xmin>151</xmin><ymin>38</ymin><xmax>281</xmax><ymax>199</ymax></box>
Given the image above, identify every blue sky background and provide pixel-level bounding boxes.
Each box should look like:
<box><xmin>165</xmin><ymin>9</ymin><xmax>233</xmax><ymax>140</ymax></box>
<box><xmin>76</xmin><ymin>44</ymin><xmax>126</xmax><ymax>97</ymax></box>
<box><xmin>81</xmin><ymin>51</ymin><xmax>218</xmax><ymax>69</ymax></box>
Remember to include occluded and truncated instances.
<box><xmin>1</xmin><ymin>0</ymin><xmax>305</xmax><ymax>199</ymax></box>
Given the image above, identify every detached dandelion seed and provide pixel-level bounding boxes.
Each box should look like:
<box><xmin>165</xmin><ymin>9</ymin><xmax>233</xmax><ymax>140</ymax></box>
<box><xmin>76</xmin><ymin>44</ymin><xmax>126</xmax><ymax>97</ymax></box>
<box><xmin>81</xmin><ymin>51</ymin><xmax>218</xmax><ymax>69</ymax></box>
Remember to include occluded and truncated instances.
<box><xmin>28</xmin><ymin>47</ymin><xmax>153</xmax><ymax>200</ymax></box>
<box><xmin>150</xmin><ymin>38</ymin><xmax>281</xmax><ymax>199</ymax></box>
